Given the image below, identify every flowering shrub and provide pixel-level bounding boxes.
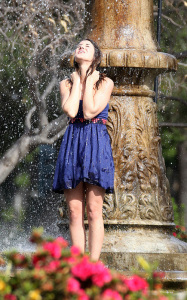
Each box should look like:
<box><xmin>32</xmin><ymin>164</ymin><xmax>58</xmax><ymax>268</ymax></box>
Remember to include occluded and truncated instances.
<box><xmin>172</xmin><ymin>225</ymin><xmax>187</xmax><ymax>242</ymax></box>
<box><xmin>0</xmin><ymin>228</ymin><xmax>173</xmax><ymax>300</ymax></box>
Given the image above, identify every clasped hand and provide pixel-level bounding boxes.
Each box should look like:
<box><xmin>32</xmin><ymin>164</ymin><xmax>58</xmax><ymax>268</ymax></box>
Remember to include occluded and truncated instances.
<box><xmin>71</xmin><ymin>70</ymin><xmax>100</xmax><ymax>85</ymax></box>
<box><xmin>87</xmin><ymin>70</ymin><xmax>100</xmax><ymax>85</ymax></box>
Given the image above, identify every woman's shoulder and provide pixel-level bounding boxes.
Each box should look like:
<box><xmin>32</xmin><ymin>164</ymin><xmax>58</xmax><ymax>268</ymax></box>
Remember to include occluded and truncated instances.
<box><xmin>105</xmin><ymin>76</ymin><xmax>114</xmax><ymax>86</ymax></box>
<box><xmin>98</xmin><ymin>76</ymin><xmax>114</xmax><ymax>92</ymax></box>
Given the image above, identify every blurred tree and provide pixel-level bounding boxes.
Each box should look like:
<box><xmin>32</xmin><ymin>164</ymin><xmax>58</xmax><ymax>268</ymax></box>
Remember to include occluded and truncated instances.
<box><xmin>0</xmin><ymin>0</ymin><xmax>84</xmax><ymax>183</ymax></box>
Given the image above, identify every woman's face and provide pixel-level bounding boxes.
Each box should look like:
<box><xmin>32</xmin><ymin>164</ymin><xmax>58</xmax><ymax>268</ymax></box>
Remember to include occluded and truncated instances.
<box><xmin>74</xmin><ymin>40</ymin><xmax>95</xmax><ymax>64</ymax></box>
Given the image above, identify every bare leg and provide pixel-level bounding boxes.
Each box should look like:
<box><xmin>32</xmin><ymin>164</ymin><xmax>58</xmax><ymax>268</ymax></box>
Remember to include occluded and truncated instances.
<box><xmin>85</xmin><ymin>183</ymin><xmax>105</xmax><ymax>261</ymax></box>
<box><xmin>64</xmin><ymin>182</ymin><xmax>86</xmax><ymax>253</ymax></box>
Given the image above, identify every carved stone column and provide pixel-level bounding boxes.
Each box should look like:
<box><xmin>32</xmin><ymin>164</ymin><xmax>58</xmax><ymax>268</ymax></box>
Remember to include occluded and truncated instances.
<box><xmin>83</xmin><ymin>0</ymin><xmax>187</xmax><ymax>277</ymax></box>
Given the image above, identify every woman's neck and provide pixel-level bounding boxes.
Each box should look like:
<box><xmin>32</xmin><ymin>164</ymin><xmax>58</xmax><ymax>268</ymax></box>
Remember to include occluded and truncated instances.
<box><xmin>79</xmin><ymin>62</ymin><xmax>92</xmax><ymax>83</ymax></box>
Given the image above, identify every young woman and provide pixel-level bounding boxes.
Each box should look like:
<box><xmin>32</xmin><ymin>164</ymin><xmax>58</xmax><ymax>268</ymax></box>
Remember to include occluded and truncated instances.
<box><xmin>52</xmin><ymin>39</ymin><xmax>115</xmax><ymax>261</ymax></box>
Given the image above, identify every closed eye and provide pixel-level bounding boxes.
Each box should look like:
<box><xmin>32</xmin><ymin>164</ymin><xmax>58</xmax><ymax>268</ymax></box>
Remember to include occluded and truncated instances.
<box><xmin>77</xmin><ymin>43</ymin><xmax>90</xmax><ymax>48</ymax></box>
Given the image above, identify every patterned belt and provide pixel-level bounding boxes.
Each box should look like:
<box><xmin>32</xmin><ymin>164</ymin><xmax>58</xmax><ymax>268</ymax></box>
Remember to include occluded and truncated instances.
<box><xmin>69</xmin><ymin>117</ymin><xmax>107</xmax><ymax>124</ymax></box>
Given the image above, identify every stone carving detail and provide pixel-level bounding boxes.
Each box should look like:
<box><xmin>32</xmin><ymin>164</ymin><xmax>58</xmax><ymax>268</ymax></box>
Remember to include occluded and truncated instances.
<box><xmin>103</xmin><ymin>96</ymin><xmax>174</xmax><ymax>223</ymax></box>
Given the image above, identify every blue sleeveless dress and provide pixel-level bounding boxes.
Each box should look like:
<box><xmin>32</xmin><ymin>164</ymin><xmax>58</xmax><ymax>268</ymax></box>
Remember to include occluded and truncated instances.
<box><xmin>52</xmin><ymin>100</ymin><xmax>114</xmax><ymax>194</ymax></box>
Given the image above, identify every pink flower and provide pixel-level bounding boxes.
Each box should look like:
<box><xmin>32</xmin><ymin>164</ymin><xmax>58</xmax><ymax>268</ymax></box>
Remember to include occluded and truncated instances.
<box><xmin>71</xmin><ymin>246</ymin><xmax>81</xmax><ymax>256</ymax></box>
<box><xmin>71</xmin><ymin>257</ymin><xmax>112</xmax><ymax>286</ymax></box>
<box><xmin>102</xmin><ymin>289</ymin><xmax>122</xmax><ymax>300</ymax></box>
<box><xmin>173</xmin><ymin>232</ymin><xmax>177</xmax><ymax>237</ymax></box>
<box><xmin>159</xmin><ymin>297</ymin><xmax>169</xmax><ymax>300</ymax></box>
<box><xmin>4</xmin><ymin>295</ymin><xmax>17</xmax><ymax>300</ymax></box>
<box><xmin>71</xmin><ymin>256</ymin><xmax>95</xmax><ymax>281</ymax></box>
<box><xmin>32</xmin><ymin>254</ymin><xmax>39</xmax><ymax>266</ymax></box>
<box><xmin>32</xmin><ymin>252</ymin><xmax>46</xmax><ymax>268</ymax></box>
<box><xmin>43</xmin><ymin>242</ymin><xmax>61</xmax><ymax>259</ymax></box>
<box><xmin>44</xmin><ymin>260</ymin><xmax>60</xmax><ymax>273</ymax></box>
<box><xmin>78</xmin><ymin>289</ymin><xmax>89</xmax><ymax>300</ymax></box>
<box><xmin>153</xmin><ymin>272</ymin><xmax>165</xmax><ymax>279</ymax></box>
<box><xmin>92</xmin><ymin>262</ymin><xmax>112</xmax><ymax>287</ymax></box>
<box><xmin>124</xmin><ymin>275</ymin><xmax>148</xmax><ymax>292</ymax></box>
<box><xmin>181</xmin><ymin>226</ymin><xmax>186</xmax><ymax>232</ymax></box>
<box><xmin>55</xmin><ymin>237</ymin><xmax>68</xmax><ymax>248</ymax></box>
<box><xmin>63</xmin><ymin>257</ymin><xmax>77</xmax><ymax>264</ymax></box>
<box><xmin>67</xmin><ymin>277</ymin><xmax>81</xmax><ymax>293</ymax></box>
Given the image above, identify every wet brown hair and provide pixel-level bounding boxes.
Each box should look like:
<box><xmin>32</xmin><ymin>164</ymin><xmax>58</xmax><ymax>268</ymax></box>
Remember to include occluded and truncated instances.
<box><xmin>69</xmin><ymin>38</ymin><xmax>106</xmax><ymax>90</ymax></box>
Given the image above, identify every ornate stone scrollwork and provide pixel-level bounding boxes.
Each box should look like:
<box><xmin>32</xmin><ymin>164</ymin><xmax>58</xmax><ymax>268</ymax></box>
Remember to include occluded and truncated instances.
<box><xmin>103</xmin><ymin>95</ymin><xmax>174</xmax><ymax>223</ymax></box>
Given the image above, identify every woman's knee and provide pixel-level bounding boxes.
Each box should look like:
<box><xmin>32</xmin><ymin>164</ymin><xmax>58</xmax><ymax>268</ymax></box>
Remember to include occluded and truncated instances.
<box><xmin>67</xmin><ymin>202</ymin><xmax>83</xmax><ymax>223</ymax></box>
<box><xmin>65</xmin><ymin>185</ymin><xmax>85</xmax><ymax>224</ymax></box>
<box><xmin>85</xmin><ymin>184</ymin><xmax>104</xmax><ymax>222</ymax></box>
<box><xmin>87</xmin><ymin>202</ymin><xmax>103</xmax><ymax>222</ymax></box>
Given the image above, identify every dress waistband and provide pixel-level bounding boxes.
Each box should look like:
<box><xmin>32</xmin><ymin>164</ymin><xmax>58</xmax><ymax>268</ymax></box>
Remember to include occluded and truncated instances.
<box><xmin>69</xmin><ymin>117</ymin><xmax>107</xmax><ymax>124</ymax></box>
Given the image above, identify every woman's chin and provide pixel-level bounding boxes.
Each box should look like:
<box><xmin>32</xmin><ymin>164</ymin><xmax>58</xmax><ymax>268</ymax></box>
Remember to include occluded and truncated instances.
<box><xmin>75</xmin><ymin>55</ymin><xmax>93</xmax><ymax>64</ymax></box>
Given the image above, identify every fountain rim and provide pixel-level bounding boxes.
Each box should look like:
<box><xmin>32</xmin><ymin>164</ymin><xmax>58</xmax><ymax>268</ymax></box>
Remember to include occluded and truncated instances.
<box><xmin>64</xmin><ymin>49</ymin><xmax>177</xmax><ymax>71</ymax></box>
<box><xmin>59</xmin><ymin>220</ymin><xmax>176</xmax><ymax>227</ymax></box>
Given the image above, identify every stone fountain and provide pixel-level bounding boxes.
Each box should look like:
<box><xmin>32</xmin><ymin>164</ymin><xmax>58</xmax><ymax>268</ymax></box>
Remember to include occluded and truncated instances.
<box><xmin>83</xmin><ymin>0</ymin><xmax>187</xmax><ymax>285</ymax></box>
<box><xmin>59</xmin><ymin>0</ymin><xmax>187</xmax><ymax>289</ymax></box>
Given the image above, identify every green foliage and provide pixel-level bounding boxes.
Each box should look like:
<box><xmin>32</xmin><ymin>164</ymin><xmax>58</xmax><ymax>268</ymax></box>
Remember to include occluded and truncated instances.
<box><xmin>172</xmin><ymin>197</ymin><xmax>185</xmax><ymax>226</ymax></box>
<box><xmin>154</xmin><ymin>0</ymin><xmax>187</xmax><ymax>181</ymax></box>
<box><xmin>159</xmin><ymin>127</ymin><xmax>185</xmax><ymax>165</ymax></box>
<box><xmin>23</xmin><ymin>147</ymin><xmax>39</xmax><ymax>163</ymax></box>
<box><xmin>1</xmin><ymin>207</ymin><xmax>15</xmax><ymax>222</ymax></box>
<box><xmin>14</xmin><ymin>173</ymin><xmax>30</xmax><ymax>188</ymax></box>
<box><xmin>1</xmin><ymin>206</ymin><xmax>26</xmax><ymax>225</ymax></box>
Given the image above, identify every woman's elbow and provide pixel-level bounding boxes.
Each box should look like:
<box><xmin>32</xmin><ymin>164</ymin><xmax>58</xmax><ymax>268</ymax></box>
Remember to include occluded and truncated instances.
<box><xmin>69</xmin><ymin>112</ymin><xmax>77</xmax><ymax>118</ymax></box>
<box><xmin>62</xmin><ymin>106</ymin><xmax>77</xmax><ymax>118</ymax></box>
<box><xmin>83</xmin><ymin>112</ymin><xmax>94</xmax><ymax>120</ymax></box>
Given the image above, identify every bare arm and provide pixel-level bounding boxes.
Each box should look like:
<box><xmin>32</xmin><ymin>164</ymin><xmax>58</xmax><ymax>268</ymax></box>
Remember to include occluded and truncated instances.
<box><xmin>82</xmin><ymin>72</ymin><xmax>114</xmax><ymax>119</ymax></box>
<box><xmin>60</xmin><ymin>72</ymin><xmax>81</xmax><ymax>118</ymax></box>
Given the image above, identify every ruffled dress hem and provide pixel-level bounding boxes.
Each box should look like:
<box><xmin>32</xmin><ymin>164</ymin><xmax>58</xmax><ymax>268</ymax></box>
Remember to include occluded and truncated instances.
<box><xmin>52</xmin><ymin>177</ymin><xmax>114</xmax><ymax>194</ymax></box>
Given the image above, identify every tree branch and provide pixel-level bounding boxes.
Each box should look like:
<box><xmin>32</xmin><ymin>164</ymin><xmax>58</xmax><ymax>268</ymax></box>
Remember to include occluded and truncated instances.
<box><xmin>0</xmin><ymin>114</ymin><xmax>67</xmax><ymax>184</ymax></box>
<box><xmin>24</xmin><ymin>106</ymin><xmax>37</xmax><ymax>133</ymax></box>
<box><xmin>162</xmin><ymin>14</ymin><xmax>182</xmax><ymax>28</ymax></box>
<box><xmin>41</xmin><ymin>76</ymin><xmax>57</xmax><ymax>102</ymax></box>
<box><xmin>159</xmin><ymin>123</ymin><xmax>187</xmax><ymax>128</ymax></box>
<box><xmin>171</xmin><ymin>50</ymin><xmax>187</xmax><ymax>60</ymax></box>
<box><xmin>159</xmin><ymin>94</ymin><xmax>187</xmax><ymax>106</ymax></box>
